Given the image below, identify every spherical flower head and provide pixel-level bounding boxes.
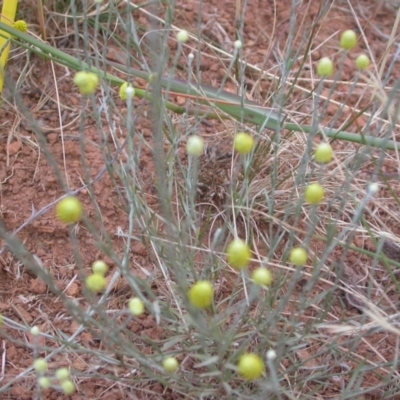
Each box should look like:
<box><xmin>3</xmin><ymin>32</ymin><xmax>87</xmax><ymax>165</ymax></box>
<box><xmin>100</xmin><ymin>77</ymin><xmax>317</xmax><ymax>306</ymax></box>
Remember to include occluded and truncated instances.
<box><xmin>55</xmin><ymin>367</ymin><xmax>70</xmax><ymax>382</ymax></box>
<box><xmin>128</xmin><ymin>297</ymin><xmax>145</xmax><ymax>316</ymax></box>
<box><xmin>340</xmin><ymin>29</ymin><xmax>357</xmax><ymax>51</ymax></box>
<box><xmin>12</xmin><ymin>20</ymin><xmax>28</xmax><ymax>33</ymax></box>
<box><xmin>289</xmin><ymin>247</ymin><xmax>308</xmax><ymax>266</ymax></box>
<box><xmin>314</xmin><ymin>142</ymin><xmax>333</xmax><ymax>163</ymax></box>
<box><xmin>355</xmin><ymin>54</ymin><xmax>370</xmax><ymax>70</ymax></box>
<box><xmin>234</xmin><ymin>40</ymin><xmax>242</xmax><ymax>49</ymax></box>
<box><xmin>188</xmin><ymin>281</ymin><xmax>213</xmax><ymax>309</ymax></box>
<box><xmin>234</xmin><ymin>132</ymin><xmax>254</xmax><ymax>155</ymax></box>
<box><xmin>85</xmin><ymin>273</ymin><xmax>106</xmax><ymax>293</ymax></box>
<box><xmin>305</xmin><ymin>183</ymin><xmax>325</xmax><ymax>204</ymax></box>
<box><xmin>163</xmin><ymin>357</ymin><xmax>179</xmax><ymax>372</ymax></box>
<box><xmin>30</xmin><ymin>326</ymin><xmax>40</xmax><ymax>336</ymax></box>
<box><xmin>368</xmin><ymin>182</ymin><xmax>379</xmax><ymax>195</ymax></box>
<box><xmin>119</xmin><ymin>82</ymin><xmax>135</xmax><ymax>101</ymax></box>
<box><xmin>92</xmin><ymin>260</ymin><xmax>108</xmax><ymax>276</ymax></box>
<box><xmin>252</xmin><ymin>267</ymin><xmax>273</xmax><ymax>286</ymax></box>
<box><xmin>316</xmin><ymin>57</ymin><xmax>334</xmax><ymax>77</ymax></box>
<box><xmin>33</xmin><ymin>358</ymin><xmax>48</xmax><ymax>374</ymax></box>
<box><xmin>186</xmin><ymin>135</ymin><xmax>204</xmax><ymax>156</ymax></box>
<box><xmin>237</xmin><ymin>353</ymin><xmax>265</xmax><ymax>381</ymax></box>
<box><xmin>73</xmin><ymin>71</ymin><xmax>99</xmax><ymax>95</ymax></box>
<box><xmin>226</xmin><ymin>239</ymin><xmax>251</xmax><ymax>269</ymax></box>
<box><xmin>56</xmin><ymin>196</ymin><xmax>82</xmax><ymax>224</ymax></box>
<box><xmin>266</xmin><ymin>349</ymin><xmax>276</xmax><ymax>360</ymax></box>
<box><xmin>38</xmin><ymin>377</ymin><xmax>51</xmax><ymax>389</ymax></box>
<box><xmin>60</xmin><ymin>380</ymin><xmax>75</xmax><ymax>395</ymax></box>
<box><xmin>176</xmin><ymin>30</ymin><xmax>189</xmax><ymax>43</ymax></box>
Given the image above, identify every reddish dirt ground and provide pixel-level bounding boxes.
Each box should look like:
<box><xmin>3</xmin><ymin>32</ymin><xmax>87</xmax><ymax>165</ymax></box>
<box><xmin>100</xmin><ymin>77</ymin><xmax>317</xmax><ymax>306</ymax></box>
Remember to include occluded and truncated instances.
<box><xmin>1</xmin><ymin>0</ymin><xmax>400</xmax><ymax>399</ymax></box>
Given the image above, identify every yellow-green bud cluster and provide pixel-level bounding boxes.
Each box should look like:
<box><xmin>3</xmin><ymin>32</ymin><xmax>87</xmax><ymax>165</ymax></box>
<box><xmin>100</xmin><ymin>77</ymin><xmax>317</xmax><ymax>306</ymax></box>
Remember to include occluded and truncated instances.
<box><xmin>119</xmin><ymin>82</ymin><xmax>135</xmax><ymax>100</ymax></box>
<box><xmin>12</xmin><ymin>20</ymin><xmax>28</xmax><ymax>33</ymax></box>
<box><xmin>73</xmin><ymin>71</ymin><xmax>99</xmax><ymax>95</ymax></box>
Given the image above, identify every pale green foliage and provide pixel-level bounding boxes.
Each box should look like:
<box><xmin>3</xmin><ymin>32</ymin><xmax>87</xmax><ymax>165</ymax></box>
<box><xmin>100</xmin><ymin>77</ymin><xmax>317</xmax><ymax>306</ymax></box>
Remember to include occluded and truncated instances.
<box><xmin>1</xmin><ymin>2</ymin><xmax>400</xmax><ymax>399</ymax></box>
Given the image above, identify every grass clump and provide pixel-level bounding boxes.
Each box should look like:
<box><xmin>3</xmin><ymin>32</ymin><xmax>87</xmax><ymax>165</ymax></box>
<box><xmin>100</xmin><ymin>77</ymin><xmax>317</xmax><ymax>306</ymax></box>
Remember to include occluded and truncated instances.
<box><xmin>1</xmin><ymin>1</ymin><xmax>400</xmax><ymax>399</ymax></box>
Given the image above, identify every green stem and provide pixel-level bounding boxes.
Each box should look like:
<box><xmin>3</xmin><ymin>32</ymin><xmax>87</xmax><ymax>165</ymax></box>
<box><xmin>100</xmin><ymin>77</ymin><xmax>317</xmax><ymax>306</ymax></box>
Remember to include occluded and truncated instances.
<box><xmin>2</xmin><ymin>22</ymin><xmax>400</xmax><ymax>150</ymax></box>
